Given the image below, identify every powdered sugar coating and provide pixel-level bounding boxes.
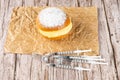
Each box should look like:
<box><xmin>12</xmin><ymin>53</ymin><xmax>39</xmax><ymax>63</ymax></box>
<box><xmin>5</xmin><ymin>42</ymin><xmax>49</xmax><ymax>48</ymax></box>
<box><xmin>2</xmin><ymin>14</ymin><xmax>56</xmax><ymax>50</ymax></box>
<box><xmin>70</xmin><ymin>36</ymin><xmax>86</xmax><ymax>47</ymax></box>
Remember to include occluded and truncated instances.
<box><xmin>38</xmin><ymin>7</ymin><xmax>67</xmax><ymax>28</ymax></box>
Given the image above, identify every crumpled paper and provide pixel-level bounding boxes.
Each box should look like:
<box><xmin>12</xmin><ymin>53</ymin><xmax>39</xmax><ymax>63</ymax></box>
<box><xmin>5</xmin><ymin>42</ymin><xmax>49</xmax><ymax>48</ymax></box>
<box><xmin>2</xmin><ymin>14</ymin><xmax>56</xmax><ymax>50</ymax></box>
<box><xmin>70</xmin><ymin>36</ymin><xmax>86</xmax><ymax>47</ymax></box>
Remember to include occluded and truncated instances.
<box><xmin>4</xmin><ymin>7</ymin><xmax>99</xmax><ymax>56</ymax></box>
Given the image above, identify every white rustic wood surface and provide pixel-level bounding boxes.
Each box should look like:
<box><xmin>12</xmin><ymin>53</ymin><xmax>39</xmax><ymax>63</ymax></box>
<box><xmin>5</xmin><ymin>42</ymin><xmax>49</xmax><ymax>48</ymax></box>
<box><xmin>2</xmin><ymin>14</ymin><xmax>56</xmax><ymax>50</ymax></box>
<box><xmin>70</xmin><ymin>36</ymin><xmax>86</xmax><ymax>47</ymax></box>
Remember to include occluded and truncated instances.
<box><xmin>0</xmin><ymin>0</ymin><xmax>120</xmax><ymax>80</ymax></box>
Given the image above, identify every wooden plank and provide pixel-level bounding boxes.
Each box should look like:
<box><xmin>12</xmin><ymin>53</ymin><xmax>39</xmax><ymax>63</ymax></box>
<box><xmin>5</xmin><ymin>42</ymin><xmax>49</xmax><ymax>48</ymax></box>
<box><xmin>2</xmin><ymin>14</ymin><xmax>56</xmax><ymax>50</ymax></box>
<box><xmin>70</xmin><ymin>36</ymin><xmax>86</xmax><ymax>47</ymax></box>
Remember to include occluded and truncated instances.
<box><xmin>118</xmin><ymin>0</ymin><xmax>120</xmax><ymax>11</ymax></box>
<box><xmin>15</xmin><ymin>55</ymin><xmax>32</xmax><ymax>80</ymax></box>
<box><xmin>30</xmin><ymin>55</ymin><xmax>42</xmax><ymax>80</ymax></box>
<box><xmin>0</xmin><ymin>0</ymin><xmax>6</xmax><ymax>79</ymax></box>
<box><xmin>92</xmin><ymin>0</ymin><xmax>119</xmax><ymax>80</ymax></box>
<box><xmin>0</xmin><ymin>0</ymin><xmax>19</xmax><ymax>79</ymax></box>
<box><xmin>24</xmin><ymin>0</ymin><xmax>35</xmax><ymax>6</ymax></box>
<box><xmin>102</xmin><ymin>0</ymin><xmax>120</xmax><ymax>80</ymax></box>
<box><xmin>78</xmin><ymin>0</ymin><xmax>92</xmax><ymax>7</ymax></box>
<box><xmin>49</xmin><ymin>0</ymin><xmax>78</xmax><ymax>7</ymax></box>
<box><xmin>34</xmin><ymin>0</ymin><xmax>48</xmax><ymax>6</ymax></box>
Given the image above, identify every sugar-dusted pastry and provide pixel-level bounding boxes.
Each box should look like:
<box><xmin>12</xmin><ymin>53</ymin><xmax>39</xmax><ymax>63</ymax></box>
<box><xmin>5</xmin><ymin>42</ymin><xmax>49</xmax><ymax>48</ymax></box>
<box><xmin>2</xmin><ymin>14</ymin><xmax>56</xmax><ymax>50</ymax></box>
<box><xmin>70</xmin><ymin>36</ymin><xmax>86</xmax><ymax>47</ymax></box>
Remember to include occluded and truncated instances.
<box><xmin>36</xmin><ymin>7</ymin><xmax>72</xmax><ymax>39</ymax></box>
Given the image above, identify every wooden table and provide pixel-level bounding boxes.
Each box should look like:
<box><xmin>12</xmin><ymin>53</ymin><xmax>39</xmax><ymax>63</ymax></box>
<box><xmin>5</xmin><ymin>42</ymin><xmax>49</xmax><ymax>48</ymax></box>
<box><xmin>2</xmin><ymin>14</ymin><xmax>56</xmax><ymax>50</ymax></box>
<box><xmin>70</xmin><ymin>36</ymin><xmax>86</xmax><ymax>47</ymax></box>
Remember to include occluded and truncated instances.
<box><xmin>0</xmin><ymin>0</ymin><xmax>120</xmax><ymax>80</ymax></box>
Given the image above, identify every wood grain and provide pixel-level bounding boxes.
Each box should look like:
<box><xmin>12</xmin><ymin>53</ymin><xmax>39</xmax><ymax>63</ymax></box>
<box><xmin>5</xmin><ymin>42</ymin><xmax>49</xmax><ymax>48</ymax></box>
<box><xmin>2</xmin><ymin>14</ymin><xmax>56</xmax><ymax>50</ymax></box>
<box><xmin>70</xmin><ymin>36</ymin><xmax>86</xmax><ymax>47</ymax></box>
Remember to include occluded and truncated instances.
<box><xmin>92</xmin><ymin>0</ymin><xmax>118</xmax><ymax>80</ymax></box>
<box><xmin>0</xmin><ymin>0</ymin><xmax>120</xmax><ymax>80</ymax></box>
<box><xmin>103</xmin><ymin>0</ymin><xmax>120</xmax><ymax>80</ymax></box>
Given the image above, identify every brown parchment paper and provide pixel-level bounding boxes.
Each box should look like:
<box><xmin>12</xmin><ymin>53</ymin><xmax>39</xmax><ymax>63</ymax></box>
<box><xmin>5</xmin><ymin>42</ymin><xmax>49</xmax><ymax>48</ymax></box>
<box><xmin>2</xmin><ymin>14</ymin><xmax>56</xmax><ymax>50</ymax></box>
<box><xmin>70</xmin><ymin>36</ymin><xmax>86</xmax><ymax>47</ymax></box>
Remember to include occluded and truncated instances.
<box><xmin>4</xmin><ymin>7</ymin><xmax>99</xmax><ymax>56</ymax></box>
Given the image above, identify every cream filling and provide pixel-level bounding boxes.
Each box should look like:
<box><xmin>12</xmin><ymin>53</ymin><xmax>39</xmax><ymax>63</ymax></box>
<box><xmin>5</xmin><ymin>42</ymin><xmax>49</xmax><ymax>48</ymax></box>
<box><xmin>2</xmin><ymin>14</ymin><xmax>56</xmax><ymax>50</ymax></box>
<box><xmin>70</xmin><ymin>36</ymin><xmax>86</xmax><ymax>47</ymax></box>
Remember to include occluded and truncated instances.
<box><xmin>39</xmin><ymin>22</ymin><xmax>72</xmax><ymax>38</ymax></box>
